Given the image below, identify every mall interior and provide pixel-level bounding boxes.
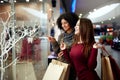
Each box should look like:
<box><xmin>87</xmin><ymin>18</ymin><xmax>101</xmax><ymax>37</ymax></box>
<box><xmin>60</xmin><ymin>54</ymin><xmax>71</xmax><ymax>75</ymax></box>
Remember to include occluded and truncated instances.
<box><xmin>0</xmin><ymin>0</ymin><xmax>120</xmax><ymax>80</ymax></box>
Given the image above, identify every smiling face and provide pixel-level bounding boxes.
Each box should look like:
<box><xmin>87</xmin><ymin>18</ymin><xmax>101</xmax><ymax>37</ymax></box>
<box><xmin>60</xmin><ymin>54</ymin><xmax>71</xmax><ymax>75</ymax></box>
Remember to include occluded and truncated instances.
<box><xmin>61</xmin><ymin>19</ymin><xmax>71</xmax><ymax>32</ymax></box>
<box><xmin>75</xmin><ymin>20</ymin><xmax>80</xmax><ymax>35</ymax></box>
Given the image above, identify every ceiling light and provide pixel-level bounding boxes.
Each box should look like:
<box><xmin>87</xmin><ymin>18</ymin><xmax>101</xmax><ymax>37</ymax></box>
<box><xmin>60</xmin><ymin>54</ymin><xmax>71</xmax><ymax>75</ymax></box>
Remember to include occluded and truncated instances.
<box><xmin>0</xmin><ymin>1</ymin><xmax>4</xmax><ymax>3</ymax></box>
<box><xmin>93</xmin><ymin>9</ymin><xmax>97</xmax><ymax>11</ymax></box>
<box><xmin>87</xmin><ymin>3</ymin><xmax>120</xmax><ymax>19</ymax></box>
<box><xmin>112</xmin><ymin>17</ymin><xmax>115</xmax><ymax>19</ymax></box>
<box><xmin>14</xmin><ymin>0</ymin><xmax>16</xmax><ymax>2</ymax></box>
<box><xmin>79</xmin><ymin>13</ymin><xmax>83</xmax><ymax>18</ymax></box>
<box><xmin>26</xmin><ymin>0</ymin><xmax>29</xmax><ymax>2</ymax></box>
<box><xmin>39</xmin><ymin>0</ymin><xmax>43</xmax><ymax>2</ymax></box>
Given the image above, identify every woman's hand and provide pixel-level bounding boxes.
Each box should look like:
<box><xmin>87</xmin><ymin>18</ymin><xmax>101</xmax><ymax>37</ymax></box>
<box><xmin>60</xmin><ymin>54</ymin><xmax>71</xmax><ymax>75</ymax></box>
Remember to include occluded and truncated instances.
<box><xmin>47</xmin><ymin>36</ymin><xmax>56</xmax><ymax>43</ymax></box>
<box><xmin>93</xmin><ymin>42</ymin><xmax>104</xmax><ymax>48</ymax></box>
<box><xmin>58</xmin><ymin>51</ymin><xmax>64</xmax><ymax>57</ymax></box>
<box><xmin>60</xmin><ymin>41</ymin><xmax>67</xmax><ymax>50</ymax></box>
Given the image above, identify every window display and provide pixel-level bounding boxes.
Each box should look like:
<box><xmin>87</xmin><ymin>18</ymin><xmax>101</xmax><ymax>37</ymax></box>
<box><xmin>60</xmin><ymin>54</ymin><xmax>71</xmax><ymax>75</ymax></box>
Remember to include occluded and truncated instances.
<box><xmin>0</xmin><ymin>2</ymin><xmax>50</xmax><ymax>80</ymax></box>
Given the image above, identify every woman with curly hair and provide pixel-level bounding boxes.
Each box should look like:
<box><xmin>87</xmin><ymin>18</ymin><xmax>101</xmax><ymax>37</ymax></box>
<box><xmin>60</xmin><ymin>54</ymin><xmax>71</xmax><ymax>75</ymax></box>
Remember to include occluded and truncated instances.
<box><xmin>48</xmin><ymin>12</ymin><xmax>79</xmax><ymax>80</ymax></box>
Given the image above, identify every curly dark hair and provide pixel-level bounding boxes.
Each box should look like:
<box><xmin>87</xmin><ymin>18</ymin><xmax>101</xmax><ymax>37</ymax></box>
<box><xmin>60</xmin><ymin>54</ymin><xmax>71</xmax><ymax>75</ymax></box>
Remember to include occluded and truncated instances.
<box><xmin>56</xmin><ymin>12</ymin><xmax>79</xmax><ymax>31</ymax></box>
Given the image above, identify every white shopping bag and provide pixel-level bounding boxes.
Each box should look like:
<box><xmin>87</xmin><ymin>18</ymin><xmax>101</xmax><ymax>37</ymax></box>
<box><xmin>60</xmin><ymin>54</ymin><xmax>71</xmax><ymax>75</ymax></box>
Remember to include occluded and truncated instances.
<box><xmin>42</xmin><ymin>60</ymin><xmax>64</xmax><ymax>80</ymax></box>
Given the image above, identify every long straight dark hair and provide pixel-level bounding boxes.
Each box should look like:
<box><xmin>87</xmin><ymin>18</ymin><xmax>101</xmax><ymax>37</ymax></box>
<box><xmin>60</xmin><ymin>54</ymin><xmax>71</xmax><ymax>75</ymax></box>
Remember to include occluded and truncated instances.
<box><xmin>73</xmin><ymin>18</ymin><xmax>95</xmax><ymax>58</ymax></box>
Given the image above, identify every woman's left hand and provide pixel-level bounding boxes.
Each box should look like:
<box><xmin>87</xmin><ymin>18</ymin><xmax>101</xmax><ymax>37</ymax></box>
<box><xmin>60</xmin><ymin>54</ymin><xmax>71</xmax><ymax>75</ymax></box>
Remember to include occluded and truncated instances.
<box><xmin>93</xmin><ymin>42</ymin><xmax>103</xmax><ymax>48</ymax></box>
<box><xmin>58</xmin><ymin>51</ymin><xmax>64</xmax><ymax>57</ymax></box>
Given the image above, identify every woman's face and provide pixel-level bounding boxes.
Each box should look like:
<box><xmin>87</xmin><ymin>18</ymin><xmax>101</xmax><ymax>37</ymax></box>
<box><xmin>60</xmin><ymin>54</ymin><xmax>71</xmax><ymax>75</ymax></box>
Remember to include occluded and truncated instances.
<box><xmin>61</xmin><ymin>19</ymin><xmax>71</xmax><ymax>32</ymax></box>
<box><xmin>75</xmin><ymin>20</ymin><xmax>80</xmax><ymax>35</ymax></box>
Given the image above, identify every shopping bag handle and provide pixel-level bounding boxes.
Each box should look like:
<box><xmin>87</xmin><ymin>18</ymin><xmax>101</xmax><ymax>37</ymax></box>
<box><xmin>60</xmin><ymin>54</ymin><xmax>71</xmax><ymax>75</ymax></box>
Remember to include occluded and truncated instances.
<box><xmin>101</xmin><ymin>46</ymin><xmax>110</xmax><ymax>57</ymax></box>
<box><xmin>52</xmin><ymin>59</ymin><xmax>63</xmax><ymax>66</ymax></box>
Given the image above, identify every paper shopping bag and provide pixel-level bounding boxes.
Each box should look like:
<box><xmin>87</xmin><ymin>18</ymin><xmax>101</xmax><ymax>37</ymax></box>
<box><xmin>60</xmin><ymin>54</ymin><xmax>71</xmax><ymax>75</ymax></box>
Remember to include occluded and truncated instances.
<box><xmin>101</xmin><ymin>46</ymin><xmax>120</xmax><ymax>80</ymax></box>
<box><xmin>101</xmin><ymin>55</ymin><xmax>114</xmax><ymax>80</ymax></box>
<box><xmin>109</xmin><ymin>56</ymin><xmax>120</xmax><ymax>80</ymax></box>
<box><xmin>42</xmin><ymin>60</ymin><xmax>64</xmax><ymax>80</ymax></box>
<box><xmin>52</xmin><ymin>59</ymin><xmax>70</xmax><ymax>80</ymax></box>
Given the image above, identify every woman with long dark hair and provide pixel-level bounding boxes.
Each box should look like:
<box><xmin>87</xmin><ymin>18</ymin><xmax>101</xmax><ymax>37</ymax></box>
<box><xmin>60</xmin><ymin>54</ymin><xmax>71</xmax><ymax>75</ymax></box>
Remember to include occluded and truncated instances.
<box><xmin>60</xmin><ymin>18</ymin><xmax>100</xmax><ymax>80</ymax></box>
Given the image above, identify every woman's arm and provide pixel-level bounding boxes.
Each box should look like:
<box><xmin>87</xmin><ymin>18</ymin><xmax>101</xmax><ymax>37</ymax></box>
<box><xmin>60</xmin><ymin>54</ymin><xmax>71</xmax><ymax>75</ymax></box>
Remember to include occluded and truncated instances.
<box><xmin>87</xmin><ymin>43</ymin><xmax>103</xmax><ymax>70</ymax></box>
<box><xmin>60</xmin><ymin>41</ymin><xmax>71</xmax><ymax>63</ymax></box>
<box><xmin>87</xmin><ymin>48</ymin><xmax>98</xmax><ymax>70</ymax></box>
<box><xmin>48</xmin><ymin>33</ymin><xmax>63</xmax><ymax>54</ymax></box>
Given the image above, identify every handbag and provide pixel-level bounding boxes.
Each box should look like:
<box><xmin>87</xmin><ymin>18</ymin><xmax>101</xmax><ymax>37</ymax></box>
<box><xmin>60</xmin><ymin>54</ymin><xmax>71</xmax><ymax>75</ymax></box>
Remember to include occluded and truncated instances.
<box><xmin>100</xmin><ymin>45</ymin><xmax>120</xmax><ymax>80</ymax></box>
<box><xmin>42</xmin><ymin>59</ymin><xmax>70</xmax><ymax>80</ymax></box>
